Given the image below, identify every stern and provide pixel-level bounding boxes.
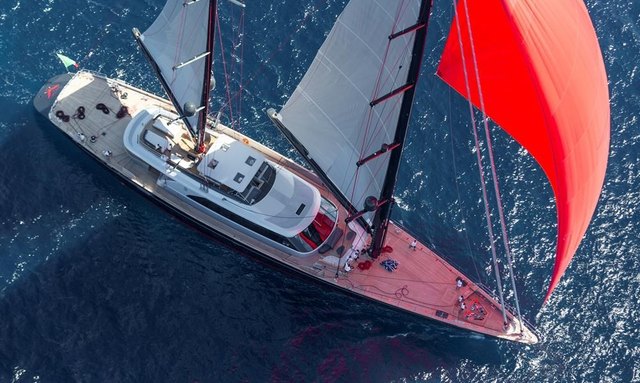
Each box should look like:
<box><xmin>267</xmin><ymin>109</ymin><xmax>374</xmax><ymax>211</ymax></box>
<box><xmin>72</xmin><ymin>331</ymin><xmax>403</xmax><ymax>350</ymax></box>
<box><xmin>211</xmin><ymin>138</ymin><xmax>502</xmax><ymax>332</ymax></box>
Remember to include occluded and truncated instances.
<box><xmin>33</xmin><ymin>73</ymin><xmax>73</xmax><ymax>117</ymax></box>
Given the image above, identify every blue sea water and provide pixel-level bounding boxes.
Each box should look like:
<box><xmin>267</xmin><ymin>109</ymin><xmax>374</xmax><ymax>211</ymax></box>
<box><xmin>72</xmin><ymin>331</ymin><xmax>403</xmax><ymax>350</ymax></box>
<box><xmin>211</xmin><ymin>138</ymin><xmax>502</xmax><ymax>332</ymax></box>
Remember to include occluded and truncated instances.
<box><xmin>0</xmin><ymin>0</ymin><xmax>638</xmax><ymax>381</ymax></box>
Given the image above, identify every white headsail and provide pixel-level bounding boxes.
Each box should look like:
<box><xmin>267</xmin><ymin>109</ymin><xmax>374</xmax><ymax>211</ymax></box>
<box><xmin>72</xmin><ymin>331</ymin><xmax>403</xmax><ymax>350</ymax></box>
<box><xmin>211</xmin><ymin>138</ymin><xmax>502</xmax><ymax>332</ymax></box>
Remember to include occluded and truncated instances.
<box><xmin>137</xmin><ymin>0</ymin><xmax>214</xmax><ymax>133</ymax></box>
<box><xmin>279</xmin><ymin>0</ymin><xmax>420</xmax><ymax>213</ymax></box>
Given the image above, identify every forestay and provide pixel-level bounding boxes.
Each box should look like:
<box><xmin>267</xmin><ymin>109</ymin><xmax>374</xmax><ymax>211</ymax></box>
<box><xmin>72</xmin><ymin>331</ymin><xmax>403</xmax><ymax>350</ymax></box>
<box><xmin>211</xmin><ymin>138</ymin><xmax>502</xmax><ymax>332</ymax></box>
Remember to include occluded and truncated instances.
<box><xmin>279</xmin><ymin>0</ymin><xmax>421</xmax><ymax>214</ymax></box>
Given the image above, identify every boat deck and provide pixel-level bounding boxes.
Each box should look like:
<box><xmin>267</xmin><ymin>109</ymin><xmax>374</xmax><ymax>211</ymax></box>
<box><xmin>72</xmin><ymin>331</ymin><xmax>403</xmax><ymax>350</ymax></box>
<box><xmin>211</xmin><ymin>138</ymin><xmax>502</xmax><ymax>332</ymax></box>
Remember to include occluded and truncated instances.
<box><xmin>36</xmin><ymin>71</ymin><xmax>538</xmax><ymax>344</ymax></box>
<box><xmin>338</xmin><ymin>222</ymin><xmax>515</xmax><ymax>338</ymax></box>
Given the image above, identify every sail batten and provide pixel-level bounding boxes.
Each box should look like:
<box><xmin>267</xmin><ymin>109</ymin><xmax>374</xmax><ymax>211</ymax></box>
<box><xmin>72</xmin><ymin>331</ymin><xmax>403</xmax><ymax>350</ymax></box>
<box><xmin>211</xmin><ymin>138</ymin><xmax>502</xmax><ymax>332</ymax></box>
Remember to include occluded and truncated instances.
<box><xmin>438</xmin><ymin>0</ymin><xmax>610</xmax><ymax>300</ymax></box>
<box><xmin>174</xmin><ymin>51</ymin><xmax>211</xmax><ymax>70</ymax></box>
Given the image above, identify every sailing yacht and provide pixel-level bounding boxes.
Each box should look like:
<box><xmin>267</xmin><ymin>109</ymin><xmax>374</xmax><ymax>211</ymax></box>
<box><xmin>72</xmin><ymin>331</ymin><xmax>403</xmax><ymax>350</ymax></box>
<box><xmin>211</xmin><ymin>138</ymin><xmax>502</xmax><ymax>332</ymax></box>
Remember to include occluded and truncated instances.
<box><xmin>33</xmin><ymin>0</ymin><xmax>609</xmax><ymax>345</ymax></box>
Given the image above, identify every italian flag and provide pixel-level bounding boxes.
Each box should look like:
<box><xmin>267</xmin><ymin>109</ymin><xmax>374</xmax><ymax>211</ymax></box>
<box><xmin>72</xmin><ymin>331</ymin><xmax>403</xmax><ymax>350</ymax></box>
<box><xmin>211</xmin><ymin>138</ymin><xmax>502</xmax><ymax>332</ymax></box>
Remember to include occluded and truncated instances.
<box><xmin>56</xmin><ymin>53</ymin><xmax>79</xmax><ymax>71</ymax></box>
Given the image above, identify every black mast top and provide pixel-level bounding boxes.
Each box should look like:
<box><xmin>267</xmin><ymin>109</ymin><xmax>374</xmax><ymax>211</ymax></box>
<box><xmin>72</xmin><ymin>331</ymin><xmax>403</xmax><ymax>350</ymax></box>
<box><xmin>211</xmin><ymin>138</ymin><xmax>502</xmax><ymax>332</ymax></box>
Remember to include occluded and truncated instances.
<box><xmin>370</xmin><ymin>0</ymin><xmax>433</xmax><ymax>258</ymax></box>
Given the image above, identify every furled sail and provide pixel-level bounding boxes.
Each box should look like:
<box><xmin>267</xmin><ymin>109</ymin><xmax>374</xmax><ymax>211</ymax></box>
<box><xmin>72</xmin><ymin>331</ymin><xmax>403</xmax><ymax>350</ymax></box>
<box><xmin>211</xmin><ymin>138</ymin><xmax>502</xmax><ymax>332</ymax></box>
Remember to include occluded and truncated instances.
<box><xmin>137</xmin><ymin>0</ymin><xmax>214</xmax><ymax>134</ymax></box>
<box><xmin>437</xmin><ymin>0</ymin><xmax>610</xmax><ymax>300</ymax></box>
<box><xmin>279</xmin><ymin>0</ymin><xmax>421</xmax><ymax>212</ymax></box>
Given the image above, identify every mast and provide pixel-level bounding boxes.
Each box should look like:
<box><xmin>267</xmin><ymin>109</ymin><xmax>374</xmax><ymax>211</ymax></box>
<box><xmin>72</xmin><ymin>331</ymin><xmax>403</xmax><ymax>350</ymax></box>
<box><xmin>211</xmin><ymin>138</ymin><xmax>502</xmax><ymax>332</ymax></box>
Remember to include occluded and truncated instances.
<box><xmin>277</xmin><ymin>1</ymin><xmax>429</xmax><ymax>236</ymax></box>
<box><xmin>132</xmin><ymin>0</ymin><xmax>217</xmax><ymax>146</ymax></box>
<box><xmin>370</xmin><ymin>0</ymin><xmax>433</xmax><ymax>258</ymax></box>
<box><xmin>197</xmin><ymin>0</ymin><xmax>217</xmax><ymax>153</ymax></box>
<box><xmin>132</xmin><ymin>27</ymin><xmax>190</xmax><ymax>126</ymax></box>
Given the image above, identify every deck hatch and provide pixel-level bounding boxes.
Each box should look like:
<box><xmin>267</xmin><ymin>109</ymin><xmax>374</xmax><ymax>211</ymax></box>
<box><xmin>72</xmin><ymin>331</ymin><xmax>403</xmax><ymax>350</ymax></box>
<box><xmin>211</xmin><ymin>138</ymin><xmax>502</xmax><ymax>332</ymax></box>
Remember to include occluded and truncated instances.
<box><xmin>435</xmin><ymin>310</ymin><xmax>449</xmax><ymax>319</ymax></box>
<box><xmin>296</xmin><ymin>203</ymin><xmax>306</xmax><ymax>216</ymax></box>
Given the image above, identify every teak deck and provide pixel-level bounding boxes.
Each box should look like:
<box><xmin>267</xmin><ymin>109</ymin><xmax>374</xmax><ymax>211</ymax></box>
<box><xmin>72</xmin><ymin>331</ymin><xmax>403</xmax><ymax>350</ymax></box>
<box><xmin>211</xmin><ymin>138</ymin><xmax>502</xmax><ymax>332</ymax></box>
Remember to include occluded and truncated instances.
<box><xmin>36</xmin><ymin>71</ymin><xmax>538</xmax><ymax>344</ymax></box>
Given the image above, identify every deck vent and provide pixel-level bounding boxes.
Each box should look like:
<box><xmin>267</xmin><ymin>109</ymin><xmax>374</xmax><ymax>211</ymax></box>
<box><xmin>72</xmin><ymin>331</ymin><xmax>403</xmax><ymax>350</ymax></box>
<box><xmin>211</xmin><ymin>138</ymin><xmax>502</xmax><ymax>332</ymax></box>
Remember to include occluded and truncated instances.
<box><xmin>295</xmin><ymin>203</ymin><xmax>306</xmax><ymax>215</ymax></box>
<box><xmin>234</xmin><ymin>173</ymin><xmax>245</xmax><ymax>183</ymax></box>
<box><xmin>245</xmin><ymin>156</ymin><xmax>256</xmax><ymax>166</ymax></box>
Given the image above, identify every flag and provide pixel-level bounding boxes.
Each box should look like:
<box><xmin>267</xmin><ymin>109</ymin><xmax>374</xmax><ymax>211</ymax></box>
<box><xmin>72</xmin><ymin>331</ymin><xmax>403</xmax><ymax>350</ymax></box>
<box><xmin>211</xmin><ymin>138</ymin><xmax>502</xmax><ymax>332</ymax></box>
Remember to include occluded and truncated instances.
<box><xmin>56</xmin><ymin>53</ymin><xmax>79</xmax><ymax>71</ymax></box>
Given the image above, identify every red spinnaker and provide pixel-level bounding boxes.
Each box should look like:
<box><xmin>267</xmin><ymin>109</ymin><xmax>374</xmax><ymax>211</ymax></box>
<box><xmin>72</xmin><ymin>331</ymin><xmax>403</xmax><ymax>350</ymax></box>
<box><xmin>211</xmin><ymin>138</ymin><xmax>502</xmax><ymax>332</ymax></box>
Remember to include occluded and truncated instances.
<box><xmin>437</xmin><ymin>0</ymin><xmax>610</xmax><ymax>301</ymax></box>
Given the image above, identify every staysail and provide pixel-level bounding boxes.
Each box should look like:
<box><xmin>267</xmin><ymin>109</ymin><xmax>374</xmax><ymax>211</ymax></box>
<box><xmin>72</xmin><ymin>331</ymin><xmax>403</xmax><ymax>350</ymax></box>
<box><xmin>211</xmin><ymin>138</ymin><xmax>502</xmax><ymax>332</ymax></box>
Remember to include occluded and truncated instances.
<box><xmin>437</xmin><ymin>0</ymin><xmax>610</xmax><ymax>300</ymax></box>
<box><xmin>135</xmin><ymin>0</ymin><xmax>215</xmax><ymax>140</ymax></box>
<box><xmin>279</xmin><ymin>0</ymin><xmax>421</xmax><ymax>213</ymax></box>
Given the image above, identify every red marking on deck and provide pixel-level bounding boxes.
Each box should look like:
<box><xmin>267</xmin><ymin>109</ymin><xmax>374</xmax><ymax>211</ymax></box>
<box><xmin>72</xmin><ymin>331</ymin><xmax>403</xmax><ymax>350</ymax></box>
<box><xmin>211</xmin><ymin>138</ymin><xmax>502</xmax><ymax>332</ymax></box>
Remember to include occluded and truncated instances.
<box><xmin>45</xmin><ymin>84</ymin><xmax>60</xmax><ymax>99</ymax></box>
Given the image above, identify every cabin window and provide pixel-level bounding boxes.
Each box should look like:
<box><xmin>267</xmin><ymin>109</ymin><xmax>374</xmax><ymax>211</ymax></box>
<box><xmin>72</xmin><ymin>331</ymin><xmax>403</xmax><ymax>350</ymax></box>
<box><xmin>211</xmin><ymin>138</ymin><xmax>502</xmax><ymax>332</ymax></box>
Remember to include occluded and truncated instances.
<box><xmin>187</xmin><ymin>195</ymin><xmax>294</xmax><ymax>249</ymax></box>
<box><xmin>288</xmin><ymin>235</ymin><xmax>315</xmax><ymax>253</ymax></box>
<box><xmin>319</xmin><ymin>197</ymin><xmax>338</xmax><ymax>223</ymax></box>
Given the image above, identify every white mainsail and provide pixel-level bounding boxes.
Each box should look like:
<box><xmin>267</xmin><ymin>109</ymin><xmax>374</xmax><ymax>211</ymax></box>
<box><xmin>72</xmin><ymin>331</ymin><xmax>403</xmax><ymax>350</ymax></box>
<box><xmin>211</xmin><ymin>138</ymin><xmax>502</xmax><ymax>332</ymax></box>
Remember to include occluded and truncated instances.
<box><xmin>279</xmin><ymin>0</ymin><xmax>420</xmax><ymax>213</ymax></box>
<box><xmin>138</xmin><ymin>0</ymin><xmax>213</xmax><ymax>132</ymax></box>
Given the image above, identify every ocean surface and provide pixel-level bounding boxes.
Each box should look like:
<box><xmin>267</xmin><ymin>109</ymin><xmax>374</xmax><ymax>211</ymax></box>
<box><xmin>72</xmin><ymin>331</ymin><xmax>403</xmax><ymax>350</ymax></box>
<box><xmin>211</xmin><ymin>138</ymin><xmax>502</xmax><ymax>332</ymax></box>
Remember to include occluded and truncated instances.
<box><xmin>0</xmin><ymin>0</ymin><xmax>638</xmax><ymax>382</ymax></box>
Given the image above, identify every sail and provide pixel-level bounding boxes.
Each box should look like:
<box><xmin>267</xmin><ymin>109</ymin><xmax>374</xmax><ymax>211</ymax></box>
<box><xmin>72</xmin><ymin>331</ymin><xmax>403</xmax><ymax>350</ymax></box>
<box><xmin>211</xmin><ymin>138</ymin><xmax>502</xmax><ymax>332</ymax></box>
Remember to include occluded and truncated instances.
<box><xmin>138</xmin><ymin>0</ymin><xmax>214</xmax><ymax>133</ymax></box>
<box><xmin>279</xmin><ymin>0</ymin><xmax>421</xmax><ymax>212</ymax></box>
<box><xmin>437</xmin><ymin>0</ymin><xmax>610</xmax><ymax>300</ymax></box>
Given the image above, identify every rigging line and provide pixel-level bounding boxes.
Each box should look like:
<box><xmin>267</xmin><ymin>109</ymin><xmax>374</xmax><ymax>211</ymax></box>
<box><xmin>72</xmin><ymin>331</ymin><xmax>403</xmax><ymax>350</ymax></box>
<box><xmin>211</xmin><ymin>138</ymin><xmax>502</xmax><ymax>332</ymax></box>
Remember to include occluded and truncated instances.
<box><xmin>340</xmin><ymin>279</ymin><xmax>467</xmax><ymax>309</ymax></box>
<box><xmin>350</xmin><ymin>45</ymin><xmax>392</xmax><ymax>191</ymax></box>
<box><xmin>347</xmin><ymin>35</ymin><xmax>417</xmax><ymax>207</ymax></box>
<box><xmin>350</xmin><ymin>94</ymin><xmax>404</xmax><ymax>204</ymax></box>
<box><xmin>460</xmin><ymin>0</ymin><xmax>523</xmax><ymax>332</ymax></box>
<box><xmin>361</xmin><ymin>0</ymin><xmax>432</xmax><ymax>235</ymax></box>
<box><xmin>227</xmin><ymin>5</ymin><xmax>244</xmax><ymax>129</ymax></box>
<box><xmin>237</xmin><ymin>10</ymin><xmax>246</xmax><ymax>129</ymax></box>
<box><xmin>362</xmin><ymin>74</ymin><xmax>407</xmax><ymax>157</ymax></box>
<box><xmin>451</xmin><ymin>0</ymin><xmax>508</xmax><ymax>327</ymax></box>
<box><xmin>358</xmin><ymin>0</ymin><xmax>407</xmax><ymax>140</ymax></box>
<box><xmin>362</xmin><ymin>28</ymin><xmax>417</xmax><ymax>155</ymax></box>
<box><xmin>343</xmin><ymin>0</ymin><xmax>412</xmax><ymax>203</ymax></box>
<box><xmin>361</xmin><ymin>46</ymin><xmax>411</xmax><ymax>155</ymax></box>
<box><xmin>346</xmin><ymin>270</ymin><xmax>468</xmax><ymax>285</ymax></box>
<box><xmin>221</xmin><ymin>0</ymin><xmax>326</xmax><ymax>113</ymax></box>
<box><xmin>343</xmin><ymin>1</ymin><xmax>406</xmax><ymax>206</ymax></box>
<box><xmin>347</xmin><ymin>4</ymin><xmax>416</xmax><ymax>207</ymax></box>
<box><xmin>447</xmin><ymin>86</ymin><xmax>484</xmax><ymax>285</ymax></box>
<box><xmin>216</xmin><ymin>10</ymin><xmax>235</xmax><ymax>126</ymax></box>
<box><xmin>343</xmin><ymin>138</ymin><xmax>389</xmax><ymax>218</ymax></box>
